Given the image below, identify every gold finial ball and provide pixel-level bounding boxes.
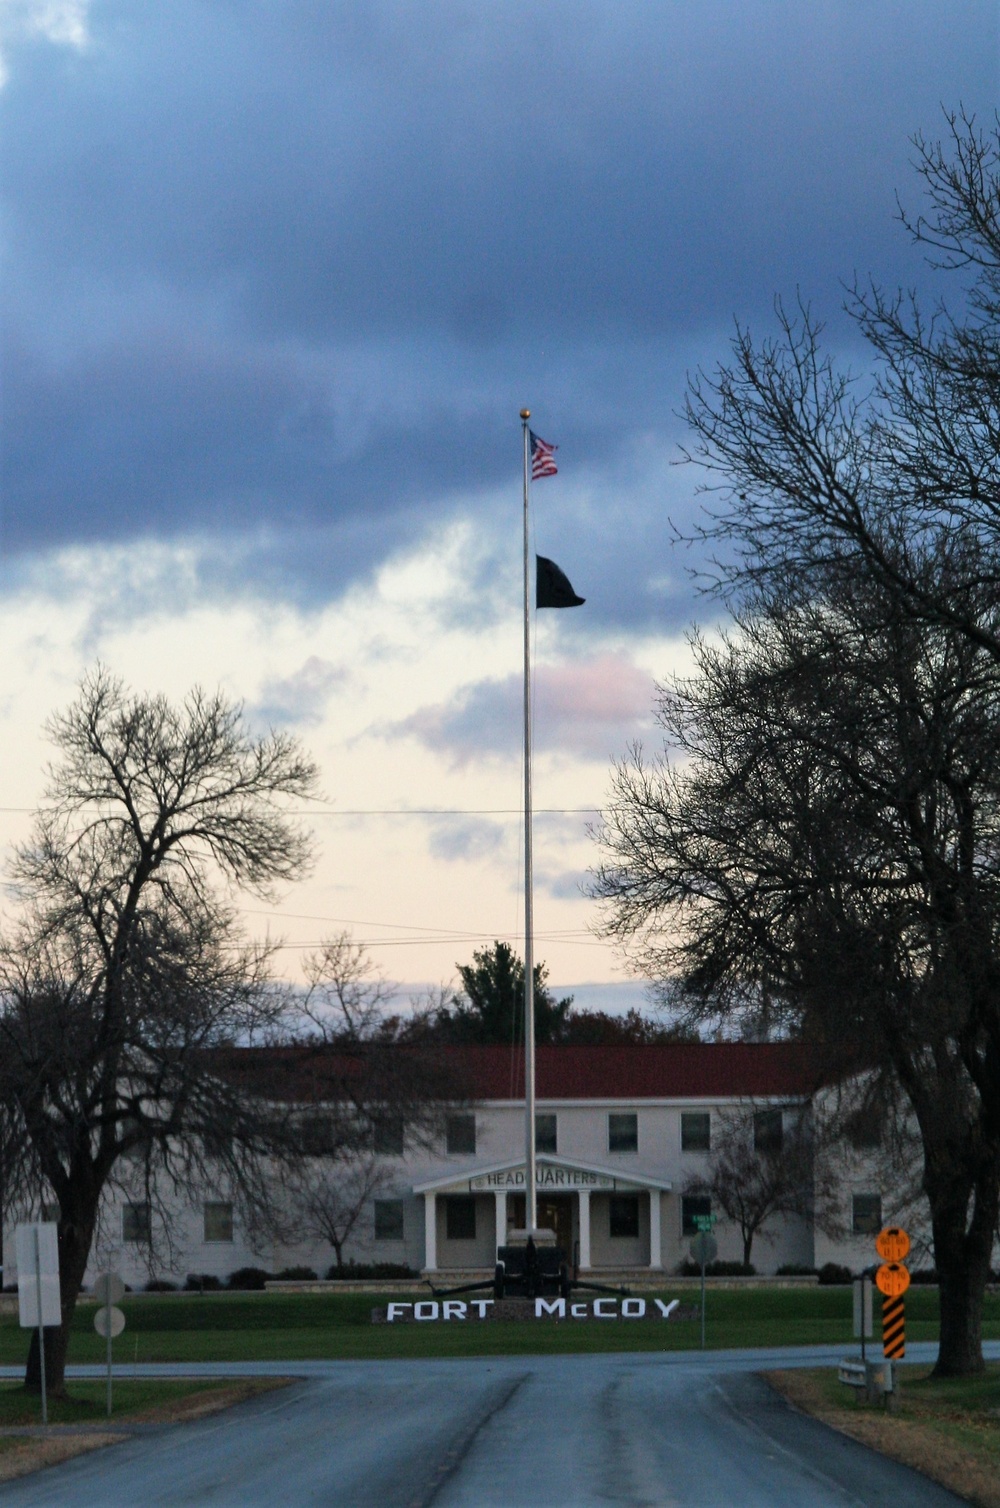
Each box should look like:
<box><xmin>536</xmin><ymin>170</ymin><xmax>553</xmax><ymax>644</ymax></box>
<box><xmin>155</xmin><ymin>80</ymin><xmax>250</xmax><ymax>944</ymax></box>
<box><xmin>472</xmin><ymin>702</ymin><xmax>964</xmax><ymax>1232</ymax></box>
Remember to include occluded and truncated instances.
<box><xmin>520</xmin><ymin>408</ymin><xmax>530</xmax><ymax>419</ymax></box>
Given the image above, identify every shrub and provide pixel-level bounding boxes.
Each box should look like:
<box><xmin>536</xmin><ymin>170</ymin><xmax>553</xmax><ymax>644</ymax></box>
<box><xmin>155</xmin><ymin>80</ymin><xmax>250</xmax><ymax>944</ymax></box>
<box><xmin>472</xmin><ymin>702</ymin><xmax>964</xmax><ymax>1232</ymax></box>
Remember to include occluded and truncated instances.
<box><xmin>776</xmin><ymin>1264</ymin><xmax>817</xmax><ymax>1276</ymax></box>
<box><xmin>227</xmin><ymin>1266</ymin><xmax>271</xmax><ymax>1290</ymax></box>
<box><xmin>678</xmin><ymin>1260</ymin><xmax>755</xmax><ymax>1277</ymax></box>
<box><xmin>324</xmin><ymin>1261</ymin><xmax>418</xmax><ymax>1281</ymax></box>
<box><xmin>144</xmin><ymin>1278</ymin><xmax>178</xmax><ymax>1292</ymax></box>
<box><xmin>817</xmin><ymin>1262</ymin><xmax>853</xmax><ymax>1285</ymax></box>
<box><xmin>184</xmin><ymin>1273</ymin><xmax>223</xmax><ymax>1292</ymax></box>
<box><xmin>274</xmin><ymin>1266</ymin><xmax>318</xmax><ymax>1282</ymax></box>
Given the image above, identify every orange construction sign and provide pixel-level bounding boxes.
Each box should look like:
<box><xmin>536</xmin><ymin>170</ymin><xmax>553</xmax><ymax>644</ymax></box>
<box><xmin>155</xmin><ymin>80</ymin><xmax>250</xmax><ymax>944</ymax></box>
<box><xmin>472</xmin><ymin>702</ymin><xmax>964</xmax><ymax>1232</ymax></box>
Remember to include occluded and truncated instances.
<box><xmin>875</xmin><ymin>1262</ymin><xmax>911</xmax><ymax>1298</ymax></box>
<box><xmin>875</xmin><ymin>1226</ymin><xmax>910</xmax><ymax>1263</ymax></box>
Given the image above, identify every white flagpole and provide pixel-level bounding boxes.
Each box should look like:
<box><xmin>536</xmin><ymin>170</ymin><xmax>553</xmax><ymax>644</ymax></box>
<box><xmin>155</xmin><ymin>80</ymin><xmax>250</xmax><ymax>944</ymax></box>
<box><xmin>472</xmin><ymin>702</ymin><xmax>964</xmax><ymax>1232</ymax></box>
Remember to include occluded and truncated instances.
<box><xmin>520</xmin><ymin>408</ymin><xmax>537</xmax><ymax>1233</ymax></box>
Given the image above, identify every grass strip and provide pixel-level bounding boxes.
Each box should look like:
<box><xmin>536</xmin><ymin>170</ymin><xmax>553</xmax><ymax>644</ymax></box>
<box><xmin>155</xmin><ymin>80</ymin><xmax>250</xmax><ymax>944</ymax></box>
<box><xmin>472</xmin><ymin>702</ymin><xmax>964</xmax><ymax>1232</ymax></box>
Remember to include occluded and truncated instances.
<box><xmin>0</xmin><ymin>1288</ymin><xmax>995</xmax><ymax>1363</ymax></box>
<box><xmin>767</xmin><ymin>1363</ymin><xmax>1000</xmax><ymax>1508</ymax></box>
<box><xmin>0</xmin><ymin>1286</ymin><xmax>992</xmax><ymax>1364</ymax></box>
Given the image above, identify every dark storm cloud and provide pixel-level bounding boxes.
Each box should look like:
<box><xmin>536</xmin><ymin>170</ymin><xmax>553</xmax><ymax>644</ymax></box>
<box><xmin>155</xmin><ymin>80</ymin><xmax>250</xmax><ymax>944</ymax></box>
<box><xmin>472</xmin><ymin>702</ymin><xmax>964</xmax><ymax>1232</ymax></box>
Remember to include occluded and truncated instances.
<box><xmin>2</xmin><ymin>0</ymin><xmax>997</xmax><ymax>618</ymax></box>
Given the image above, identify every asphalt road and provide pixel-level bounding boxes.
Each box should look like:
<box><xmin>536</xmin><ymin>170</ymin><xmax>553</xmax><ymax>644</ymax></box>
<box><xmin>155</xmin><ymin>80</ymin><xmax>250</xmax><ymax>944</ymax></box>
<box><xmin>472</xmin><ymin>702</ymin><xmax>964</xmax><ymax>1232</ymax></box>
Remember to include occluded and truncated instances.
<box><xmin>1</xmin><ymin>1345</ymin><xmax>992</xmax><ymax>1507</ymax></box>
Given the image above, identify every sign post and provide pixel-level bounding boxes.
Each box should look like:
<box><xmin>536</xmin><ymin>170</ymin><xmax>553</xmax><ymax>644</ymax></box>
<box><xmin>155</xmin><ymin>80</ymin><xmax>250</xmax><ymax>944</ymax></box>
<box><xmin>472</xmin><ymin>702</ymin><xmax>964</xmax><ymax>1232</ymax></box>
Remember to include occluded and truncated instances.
<box><xmin>93</xmin><ymin>1273</ymin><xmax>126</xmax><ymax>1418</ymax></box>
<box><xmin>874</xmin><ymin>1227</ymin><xmax>910</xmax><ymax>1363</ymax></box>
<box><xmin>690</xmin><ymin>1216</ymin><xmax>718</xmax><ymax>1350</ymax></box>
<box><xmin>852</xmin><ymin>1274</ymin><xmax>873</xmax><ymax>1361</ymax></box>
<box><xmin>15</xmin><ymin>1222</ymin><xmax>60</xmax><ymax>1426</ymax></box>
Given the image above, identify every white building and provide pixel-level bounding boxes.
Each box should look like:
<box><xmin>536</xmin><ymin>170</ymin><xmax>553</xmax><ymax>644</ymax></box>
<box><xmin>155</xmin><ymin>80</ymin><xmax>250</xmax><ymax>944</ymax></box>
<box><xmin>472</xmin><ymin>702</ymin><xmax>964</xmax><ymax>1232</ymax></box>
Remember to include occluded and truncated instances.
<box><xmin>8</xmin><ymin>1042</ymin><xmax>911</xmax><ymax>1290</ymax></box>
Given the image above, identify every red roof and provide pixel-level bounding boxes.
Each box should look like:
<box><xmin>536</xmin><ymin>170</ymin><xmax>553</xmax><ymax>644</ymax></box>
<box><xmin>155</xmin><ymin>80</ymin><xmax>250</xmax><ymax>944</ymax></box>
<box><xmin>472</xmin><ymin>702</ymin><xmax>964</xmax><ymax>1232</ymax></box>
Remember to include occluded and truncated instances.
<box><xmin>453</xmin><ymin>1042</ymin><xmax>821</xmax><ymax>1101</ymax></box>
<box><xmin>214</xmin><ymin>1041</ymin><xmax>821</xmax><ymax>1103</ymax></box>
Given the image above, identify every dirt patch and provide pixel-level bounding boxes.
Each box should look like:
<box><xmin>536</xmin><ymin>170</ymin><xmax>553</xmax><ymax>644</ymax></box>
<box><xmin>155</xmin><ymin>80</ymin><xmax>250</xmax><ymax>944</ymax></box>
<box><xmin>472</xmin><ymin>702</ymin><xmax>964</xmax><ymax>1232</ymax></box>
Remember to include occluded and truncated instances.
<box><xmin>767</xmin><ymin>1368</ymin><xmax>1000</xmax><ymax>1508</ymax></box>
<box><xmin>0</xmin><ymin>1379</ymin><xmax>292</xmax><ymax>1485</ymax></box>
<box><xmin>124</xmin><ymin>1377</ymin><xmax>292</xmax><ymax>1425</ymax></box>
<box><xmin>0</xmin><ymin>1432</ymin><xmax>124</xmax><ymax>1484</ymax></box>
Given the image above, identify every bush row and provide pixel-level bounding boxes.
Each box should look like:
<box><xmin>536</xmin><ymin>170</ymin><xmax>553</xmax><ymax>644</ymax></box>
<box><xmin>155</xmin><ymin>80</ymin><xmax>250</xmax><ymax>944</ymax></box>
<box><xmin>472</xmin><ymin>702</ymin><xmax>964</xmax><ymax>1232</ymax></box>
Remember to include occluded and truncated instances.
<box><xmin>146</xmin><ymin>1261</ymin><xmax>420</xmax><ymax>1292</ymax></box>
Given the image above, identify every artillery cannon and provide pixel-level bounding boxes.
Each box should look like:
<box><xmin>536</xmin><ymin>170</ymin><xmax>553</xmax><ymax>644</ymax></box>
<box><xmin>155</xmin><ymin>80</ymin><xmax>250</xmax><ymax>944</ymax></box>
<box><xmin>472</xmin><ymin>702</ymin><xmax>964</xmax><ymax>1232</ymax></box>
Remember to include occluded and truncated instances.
<box><xmin>429</xmin><ymin>1227</ymin><xmax>629</xmax><ymax>1302</ymax></box>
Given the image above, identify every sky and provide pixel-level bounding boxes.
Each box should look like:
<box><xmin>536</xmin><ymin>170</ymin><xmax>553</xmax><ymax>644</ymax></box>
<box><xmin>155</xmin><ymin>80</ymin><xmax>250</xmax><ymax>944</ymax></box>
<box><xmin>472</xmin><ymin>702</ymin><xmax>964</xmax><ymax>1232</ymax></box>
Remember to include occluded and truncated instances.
<box><xmin>1</xmin><ymin>1</ymin><xmax>998</xmax><ymax>1009</ymax></box>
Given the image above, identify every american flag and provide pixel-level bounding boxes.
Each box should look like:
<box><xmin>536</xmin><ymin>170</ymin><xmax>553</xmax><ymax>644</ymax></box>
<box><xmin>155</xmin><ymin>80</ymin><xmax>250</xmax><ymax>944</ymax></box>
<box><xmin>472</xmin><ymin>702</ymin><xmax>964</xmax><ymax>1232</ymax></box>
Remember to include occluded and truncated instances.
<box><xmin>530</xmin><ymin>431</ymin><xmax>558</xmax><ymax>480</ymax></box>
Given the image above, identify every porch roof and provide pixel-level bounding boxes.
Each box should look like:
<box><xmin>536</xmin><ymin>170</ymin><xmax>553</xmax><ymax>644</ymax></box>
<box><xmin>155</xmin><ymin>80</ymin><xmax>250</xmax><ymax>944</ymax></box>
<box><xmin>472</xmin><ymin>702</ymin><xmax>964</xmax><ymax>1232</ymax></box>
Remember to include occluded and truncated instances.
<box><xmin>413</xmin><ymin>1153</ymin><xmax>673</xmax><ymax>1196</ymax></box>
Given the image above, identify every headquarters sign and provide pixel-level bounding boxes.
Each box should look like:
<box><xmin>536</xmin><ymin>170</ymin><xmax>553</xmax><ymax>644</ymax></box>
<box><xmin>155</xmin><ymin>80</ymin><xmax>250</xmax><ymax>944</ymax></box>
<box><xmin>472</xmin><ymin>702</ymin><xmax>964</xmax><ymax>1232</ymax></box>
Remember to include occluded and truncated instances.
<box><xmin>469</xmin><ymin>1164</ymin><xmax>617</xmax><ymax>1193</ymax></box>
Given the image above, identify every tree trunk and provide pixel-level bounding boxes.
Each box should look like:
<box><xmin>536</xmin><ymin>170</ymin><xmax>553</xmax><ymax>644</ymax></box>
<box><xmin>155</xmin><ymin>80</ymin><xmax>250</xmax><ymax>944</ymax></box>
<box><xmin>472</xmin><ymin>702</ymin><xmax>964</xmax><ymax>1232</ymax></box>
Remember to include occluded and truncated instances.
<box><xmin>24</xmin><ymin>1205</ymin><xmax>95</xmax><ymax>1397</ymax></box>
<box><xmin>742</xmin><ymin>1231</ymin><xmax>754</xmax><ymax>1268</ymax></box>
<box><xmin>928</xmin><ymin>1166</ymin><xmax>998</xmax><ymax>1377</ymax></box>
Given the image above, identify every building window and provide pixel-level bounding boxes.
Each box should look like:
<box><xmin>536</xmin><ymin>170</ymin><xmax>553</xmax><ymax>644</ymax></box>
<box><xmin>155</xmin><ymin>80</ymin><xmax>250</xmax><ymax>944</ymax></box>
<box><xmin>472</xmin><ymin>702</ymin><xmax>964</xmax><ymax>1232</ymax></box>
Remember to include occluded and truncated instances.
<box><xmin>122</xmin><ymin>1202</ymin><xmax>151</xmax><ymax>1243</ymax></box>
<box><xmin>852</xmin><ymin>1193</ymin><xmax>883</xmax><ymax>1235</ymax></box>
<box><xmin>374</xmin><ymin>1200</ymin><xmax>405</xmax><ymax>1241</ymax></box>
<box><xmin>203</xmin><ymin>1202</ymin><xmax>233</xmax><ymax>1243</ymax></box>
<box><xmin>845</xmin><ymin>1107</ymin><xmax>881</xmax><ymax>1150</ymax></box>
<box><xmin>373</xmin><ymin>1116</ymin><xmax>404</xmax><ymax>1155</ymax></box>
<box><xmin>535</xmin><ymin>1114</ymin><xmax>557</xmax><ymax>1154</ymax></box>
<box><xmin>298</xmin><ymin>1115</ymin><xmax>338</xmax><ymax>1155</ymax></box>
<box><xmin>609</xmin><ymin>1195</ymin><xmax>640</xmax><ymax>1239</ymax></box>
<box><xmin>681</xmin><ymin>1195</ymin><xmax>712</xmax><ymax>1236</ymax></box>
<box><xmin>681</xmin><ymin>1113</ymin><xmax>711</xmax><ymax>1152</ymax></box>
<box><xmin>608</xmin><ymin>1113</ymin><xmax>638</xmax><ymax>1153</ymax></box>
<box><xmin>445</xmin><ymin>1195</ymin><xmax>477</xmax><ymax>1241</ymax></box>
<box><xmin>446</xmin><ymin>1114</ymin><xmax>476</xmax><ymax>1155</ymax></box>
<box><xmin>754</xmin><ymin>1109</ymin><xmax>783</xmax><ymax>1153</ymax></box>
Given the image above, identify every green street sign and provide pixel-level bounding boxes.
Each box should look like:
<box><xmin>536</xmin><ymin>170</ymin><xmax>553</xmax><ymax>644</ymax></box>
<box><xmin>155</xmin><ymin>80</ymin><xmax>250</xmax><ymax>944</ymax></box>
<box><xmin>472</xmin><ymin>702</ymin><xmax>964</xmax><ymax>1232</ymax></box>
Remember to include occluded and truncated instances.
<box><xmin>693</xmin><ymin>1214</ymin><xmax>716</xmax><ymax>1232</ymax></box>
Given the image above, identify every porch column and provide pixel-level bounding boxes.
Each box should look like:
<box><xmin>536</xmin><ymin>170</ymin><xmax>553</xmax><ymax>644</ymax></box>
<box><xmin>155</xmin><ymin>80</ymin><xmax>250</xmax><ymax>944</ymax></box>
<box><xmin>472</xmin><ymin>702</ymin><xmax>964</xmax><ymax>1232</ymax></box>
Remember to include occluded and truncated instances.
<box><xmin>494</xmin><ymin>1191</ymin><xmax>507</xmax><ymax>1255</ymax></box>
<box><xmin>648</xmin><ymin>1189</ymin><xmax>662</xmax><ymax>1270</ymax></box>
<box><xmin>577</xmin><ymin>1189</ymin><xmax>591</xmax><ymax>1270</ymax></box>
<box><xmin>424</xmin><ymin>1192</ymin><xmax>437</xmax><ymax>1272</ymax></box>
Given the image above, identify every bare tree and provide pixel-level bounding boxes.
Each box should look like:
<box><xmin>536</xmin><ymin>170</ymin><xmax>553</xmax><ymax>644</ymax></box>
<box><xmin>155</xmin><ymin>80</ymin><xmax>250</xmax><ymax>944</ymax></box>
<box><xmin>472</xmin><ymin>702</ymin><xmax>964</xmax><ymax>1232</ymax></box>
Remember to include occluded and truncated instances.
<box><xmin>0</xmin><ymin>668</ymin><xmax>318</xmax><ymax>1394</ymax></box>
<box><xmin>683</xmin><ymin>1104</ymin><xmax>830</xmax><ymax>1270</ymax></box>
<box><xmin>595</xmin><ymin>581</ymin><xmax>1000</xmax><ymax>1375</ymax></box>
<box><xmin>297</xmin><ymin>1157</ymin><xmax>393</xmax><ymax>1271</ymax></box>
<box><xmin>681</xmin><ymin>110</ymin><xmax>1000</xmax><ymax>661</ymax></box>
<box><xmin>301</xmin><ymin>932</ymin><xmax>397</xmax><ymax>1041</ymax></box>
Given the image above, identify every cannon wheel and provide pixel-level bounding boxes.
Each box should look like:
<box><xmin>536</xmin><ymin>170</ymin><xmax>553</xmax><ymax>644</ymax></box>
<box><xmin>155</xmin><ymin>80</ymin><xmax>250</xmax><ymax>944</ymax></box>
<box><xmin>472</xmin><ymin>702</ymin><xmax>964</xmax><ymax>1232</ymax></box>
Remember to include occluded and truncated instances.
<box><xmin>493</xmin><ymin>1264</ymin><xmax>505</xmax><ymax>1301</ymax></box>
<box><xmin>559</xmin><ymin>1261</ymin><xmax>571</xmax><ymax>1300</ymax></box>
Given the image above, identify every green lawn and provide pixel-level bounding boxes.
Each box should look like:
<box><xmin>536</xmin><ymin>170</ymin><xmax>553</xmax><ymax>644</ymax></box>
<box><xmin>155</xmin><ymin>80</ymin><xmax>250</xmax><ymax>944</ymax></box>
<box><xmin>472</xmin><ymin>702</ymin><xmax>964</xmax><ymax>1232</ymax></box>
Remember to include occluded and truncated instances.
<box><xmin>1</xmin><ymin>1286</ymin><xmax>996</xmax><ymax>1365</ymax></box>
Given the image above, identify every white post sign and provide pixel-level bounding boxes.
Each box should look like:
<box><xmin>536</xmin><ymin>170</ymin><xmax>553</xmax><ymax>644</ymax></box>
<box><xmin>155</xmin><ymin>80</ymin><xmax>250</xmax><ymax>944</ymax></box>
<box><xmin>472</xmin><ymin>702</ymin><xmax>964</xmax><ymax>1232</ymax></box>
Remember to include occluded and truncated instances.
<box><xmin>16</xmin><ymin>1222</ymin><xmax>60</xmax><ymax>1427</ymax></box>
<box><xmin>16</xmin><ymin>1223</ymin><xmax>61</xmax><ymax>1329</ymax></box>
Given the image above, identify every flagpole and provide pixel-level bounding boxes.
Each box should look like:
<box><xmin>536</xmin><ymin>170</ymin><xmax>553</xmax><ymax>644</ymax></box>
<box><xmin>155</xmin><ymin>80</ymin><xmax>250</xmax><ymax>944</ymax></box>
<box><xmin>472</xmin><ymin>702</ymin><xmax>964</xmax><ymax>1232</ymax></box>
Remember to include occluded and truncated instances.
<box><xmin>520</xmin><ymin>407</ymin><xmax>537</xmax><ymax>1234</ymax></box>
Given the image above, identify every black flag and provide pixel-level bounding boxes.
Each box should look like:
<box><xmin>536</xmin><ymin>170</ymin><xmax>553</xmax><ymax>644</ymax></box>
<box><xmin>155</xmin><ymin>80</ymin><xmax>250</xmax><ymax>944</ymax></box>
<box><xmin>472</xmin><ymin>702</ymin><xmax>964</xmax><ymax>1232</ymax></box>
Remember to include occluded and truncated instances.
<box><xmin>536</xmin><ymin>555</ymin><xmax>585</xmax><ymax>609</ymax></box>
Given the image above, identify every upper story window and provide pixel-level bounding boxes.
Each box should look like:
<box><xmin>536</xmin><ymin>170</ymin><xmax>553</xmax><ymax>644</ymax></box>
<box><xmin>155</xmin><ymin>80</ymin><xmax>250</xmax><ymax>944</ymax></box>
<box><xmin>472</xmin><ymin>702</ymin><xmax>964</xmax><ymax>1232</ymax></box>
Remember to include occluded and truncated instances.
<box><xmin>535</xmin><ymin>1114</ymin><xmax>557</xmax><ymax>1154</ymax></box>
<box><xmin>681</xmin><ymin>1112</ymin><xmax>711</xmax><ymax>1152</ymax></box>
<box><xmin>754</xmin><ymin>1108</ymin><xmax>783</xmax><ymax>1153</ymax></box>
<box><xmin>845</xmin><ymin>1107</ymin><xmax>881</xmax><ymax>1150</ymax></box>
<box><xmin>446</xmin><ymin>1114</ymin><xmax>476</xmax><ymax>1155</ymax></box>
<box><xmin>373</xmin><ymin>1115</ymin><xmax>405</xmax><ymax>1155</ymax></box>
<box><xmin>608</xmin><ymin>1112</ymin><xmax>638</xmax><ymax>1154</ymax></box>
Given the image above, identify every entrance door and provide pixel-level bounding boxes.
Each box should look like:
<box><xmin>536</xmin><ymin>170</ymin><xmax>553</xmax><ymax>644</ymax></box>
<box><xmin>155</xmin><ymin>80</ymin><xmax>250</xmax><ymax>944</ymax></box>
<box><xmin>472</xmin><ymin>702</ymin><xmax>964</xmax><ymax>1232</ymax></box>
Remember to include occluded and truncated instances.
<box><xmin>506</xmin><ymin>1194</ymin><xmax>573</xmax><ymax>1257</ymax></box>
<box><xmin>537</xmin><ymin>1194</ymin><xmax>573</xmax><ymax>1256</ymax></box>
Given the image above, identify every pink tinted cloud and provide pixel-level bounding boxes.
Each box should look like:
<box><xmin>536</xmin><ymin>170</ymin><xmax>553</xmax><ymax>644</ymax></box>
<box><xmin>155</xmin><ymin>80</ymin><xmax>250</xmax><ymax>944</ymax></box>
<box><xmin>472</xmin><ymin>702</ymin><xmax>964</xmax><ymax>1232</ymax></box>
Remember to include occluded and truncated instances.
<box><xmin>391</xmin><ymin>652</ymin><xmax>655</xmax><ymax>765</ymax></box>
